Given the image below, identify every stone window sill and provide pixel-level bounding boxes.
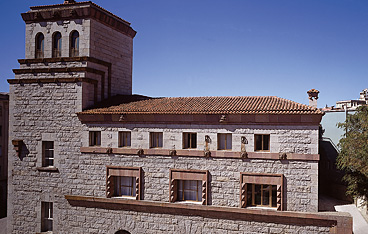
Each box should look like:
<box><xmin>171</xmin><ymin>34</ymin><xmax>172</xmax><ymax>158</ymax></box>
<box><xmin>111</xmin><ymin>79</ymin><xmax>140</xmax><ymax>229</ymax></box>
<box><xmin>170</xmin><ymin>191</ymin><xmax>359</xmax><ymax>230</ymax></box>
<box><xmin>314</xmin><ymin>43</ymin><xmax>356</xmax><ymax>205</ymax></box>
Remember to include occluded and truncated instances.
<box><xmin>36</xmin><ymin>167</ymin><xmax>59</xmax><ymax>172</ymax></box>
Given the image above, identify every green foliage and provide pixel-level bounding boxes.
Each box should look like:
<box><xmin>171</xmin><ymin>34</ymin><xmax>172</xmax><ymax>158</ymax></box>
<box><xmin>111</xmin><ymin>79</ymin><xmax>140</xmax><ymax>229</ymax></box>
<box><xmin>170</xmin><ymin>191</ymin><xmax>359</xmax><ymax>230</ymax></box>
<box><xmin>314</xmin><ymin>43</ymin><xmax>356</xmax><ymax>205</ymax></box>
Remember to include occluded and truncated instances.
<box><xmin>337</xmin><ymin>105</ymin><xmax>368</xmax><ymax>198</ymax></box>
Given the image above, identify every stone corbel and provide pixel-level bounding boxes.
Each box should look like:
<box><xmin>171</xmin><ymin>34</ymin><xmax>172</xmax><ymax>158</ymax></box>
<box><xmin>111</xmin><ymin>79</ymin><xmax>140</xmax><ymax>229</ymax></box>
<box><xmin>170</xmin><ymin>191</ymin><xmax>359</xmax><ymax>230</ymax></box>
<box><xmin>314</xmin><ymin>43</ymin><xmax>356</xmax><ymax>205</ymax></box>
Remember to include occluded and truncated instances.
<box><xmin>169</xmin><ymin>150</ymin><xmax>177</xmax><ymax>156</ymax></box>
<box><xmin>137</xmin><ymin>149</ymin><xmax>144</xmax><ymax>156</ymax></box>
<box><xmin>204</xmin><ymin>150</ymin><xmax>211</xmax><ymax>158</ymax></box>
<box><xmin>279</xmin><ymin>153</ymin><xmax>287</xmax><ymax>160</ymax></box>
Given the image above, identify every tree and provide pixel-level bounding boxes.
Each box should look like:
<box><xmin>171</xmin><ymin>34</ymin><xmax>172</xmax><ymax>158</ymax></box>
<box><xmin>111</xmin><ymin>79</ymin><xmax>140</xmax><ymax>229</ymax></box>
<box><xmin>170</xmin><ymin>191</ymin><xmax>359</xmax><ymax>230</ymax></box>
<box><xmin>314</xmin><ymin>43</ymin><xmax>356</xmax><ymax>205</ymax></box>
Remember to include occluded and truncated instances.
<box><xmin>337</xmin><ymin>105</ymin><xmax>368</xmax><ymax>199</ymax></box>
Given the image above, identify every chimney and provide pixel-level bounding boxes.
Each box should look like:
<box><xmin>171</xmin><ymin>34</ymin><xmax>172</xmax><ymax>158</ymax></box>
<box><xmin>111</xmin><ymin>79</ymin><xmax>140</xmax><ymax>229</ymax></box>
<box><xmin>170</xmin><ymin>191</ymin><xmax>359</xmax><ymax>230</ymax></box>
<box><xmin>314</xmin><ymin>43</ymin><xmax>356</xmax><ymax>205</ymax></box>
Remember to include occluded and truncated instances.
<box><xmin>307</xmin><ymin>89</ymin><xmax>319</xmax><ymax>108</ymax></box>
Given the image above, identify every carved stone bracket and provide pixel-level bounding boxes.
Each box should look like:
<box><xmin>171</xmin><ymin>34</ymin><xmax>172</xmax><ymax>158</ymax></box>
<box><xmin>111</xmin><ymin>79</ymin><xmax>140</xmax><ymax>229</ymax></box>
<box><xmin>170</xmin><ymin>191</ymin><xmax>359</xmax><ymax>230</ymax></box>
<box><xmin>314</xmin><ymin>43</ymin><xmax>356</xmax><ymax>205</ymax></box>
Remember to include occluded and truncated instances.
<box><xmin>204</xmin><ymin>150</ymin><xmax>211</xmax><ymax>158</ymax></box>
<box><xmin>137</xmin><ymin>149</ymin><xmax>144</xmax><ymax>156</ymax></box>
<box><xmin>169</xmin><ymin>150</ymin><xmax>177</xmax><ymax>156</ymax></box>
<box><xmin>279</xmin><ymin>153</ymin><xmax>287</xmax><ymax>160</ymax></box>
<box><xmin>240</xmin><ymin>151</ymin><xmax>248</xmax><ymax>159</ymax></box>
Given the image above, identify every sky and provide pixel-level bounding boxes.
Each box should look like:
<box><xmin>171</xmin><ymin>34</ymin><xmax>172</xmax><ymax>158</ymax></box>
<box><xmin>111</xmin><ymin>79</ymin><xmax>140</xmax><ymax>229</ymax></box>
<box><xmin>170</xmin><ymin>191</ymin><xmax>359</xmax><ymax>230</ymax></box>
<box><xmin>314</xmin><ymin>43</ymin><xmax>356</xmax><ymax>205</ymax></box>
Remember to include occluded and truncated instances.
<box><xmin>0</xmin><ymin>0</ymin><xmax>367</xmax><ymax>108</ymax></box>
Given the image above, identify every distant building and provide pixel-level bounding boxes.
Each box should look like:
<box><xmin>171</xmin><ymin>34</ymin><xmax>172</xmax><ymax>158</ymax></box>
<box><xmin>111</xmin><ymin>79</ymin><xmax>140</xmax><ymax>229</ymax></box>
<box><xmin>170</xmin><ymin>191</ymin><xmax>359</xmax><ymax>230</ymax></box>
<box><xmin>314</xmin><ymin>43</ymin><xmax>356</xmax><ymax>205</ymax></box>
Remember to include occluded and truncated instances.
<box><xmin>323</xmin><ymin>88</ymin><xmax>368</xmax><ymax>111</ymax></box>
<box><xmin>0</xmin><ymin>92</ymin><xmax>9</xmax><ymax>218</ymax></box>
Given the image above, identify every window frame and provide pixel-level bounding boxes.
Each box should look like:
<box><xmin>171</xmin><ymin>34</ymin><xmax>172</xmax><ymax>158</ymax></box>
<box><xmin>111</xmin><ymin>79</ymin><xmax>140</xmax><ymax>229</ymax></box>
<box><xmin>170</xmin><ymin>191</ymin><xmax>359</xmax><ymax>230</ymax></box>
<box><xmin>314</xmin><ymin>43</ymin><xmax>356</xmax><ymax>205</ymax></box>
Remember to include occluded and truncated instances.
<box><xmin>183</xmin><ymin>132</ymin><xmax>197</xmax><ymax>149</ymax></box>
<box><xmin>69</xmin><ymin>30</ymin><xmax>79</xmax><ymax>57</ymax></box>
<box><xmin>118</xmin><ymin>131</ymin><xmax>131</xmax><ymax>148</ymax></box>
<box><xmin>35</xmin><ymin>32</ymin><xmax>45</xmax><ymax>59</ymax></box>
<box><xmin>42</xmin><ymin>141</ymin><xmax>54</xmax><ymax>167</ymax></box>
<box><xmin>150</xmin><ymin>132</ymin><xmax>163</xmax><ymax>148</ymax></box>
<box><xmin>169</xmin><ymin>169</ymin><xmax>208</xmax><ymax>205</ymax></box>
<box><xmin>41</xmin><ymin>202</ymin><xmax>53</xmax><ymax>233</ymax></box>
<box><xmin>89</xmin><ymin>131</ymin><xmax>101</xmax><ymax>146</ymax></box>
<box><xmin>240</xmin><ymin>172</ymin><xmax>283</xmax><ymax>211</ymax></box>
<box><xmin>217</xmin><ymin>133</ymin><xmax>232</xmax><ymax>150</ymax></box>
<box><xmin>52</xmin><ymin>31</ymin><xmax>62</xmax><ymax>58</ymax></box>
<box><xmin>106</xmin><ymin>166</ymin><xmax>142</xmax><ymax>200</ymax></box>
<box><xmin>254</xmin><ymin>134</ymin><xmax>270</xmax><ymax>152</ymax></box>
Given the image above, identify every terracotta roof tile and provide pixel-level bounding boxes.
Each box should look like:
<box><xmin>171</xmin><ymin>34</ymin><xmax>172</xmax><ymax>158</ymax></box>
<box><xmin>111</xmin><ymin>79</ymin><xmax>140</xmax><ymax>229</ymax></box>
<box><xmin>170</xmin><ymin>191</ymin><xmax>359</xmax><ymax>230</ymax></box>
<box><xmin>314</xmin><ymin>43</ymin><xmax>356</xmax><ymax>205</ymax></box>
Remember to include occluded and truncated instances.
<box><xmin>79</xmin><ymin>95</ymin><xmax>323</xmax><ymax>115</ymax></box>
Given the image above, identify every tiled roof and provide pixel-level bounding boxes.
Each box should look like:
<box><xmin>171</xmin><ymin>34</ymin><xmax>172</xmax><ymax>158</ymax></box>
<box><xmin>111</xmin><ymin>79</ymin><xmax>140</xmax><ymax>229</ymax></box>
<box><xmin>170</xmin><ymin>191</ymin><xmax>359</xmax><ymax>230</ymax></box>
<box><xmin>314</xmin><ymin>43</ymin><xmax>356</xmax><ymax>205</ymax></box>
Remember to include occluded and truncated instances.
<box><xmin>80</xmin><ymin>95</ymin><xmax>323</xmax><ymax>115</ymax></box>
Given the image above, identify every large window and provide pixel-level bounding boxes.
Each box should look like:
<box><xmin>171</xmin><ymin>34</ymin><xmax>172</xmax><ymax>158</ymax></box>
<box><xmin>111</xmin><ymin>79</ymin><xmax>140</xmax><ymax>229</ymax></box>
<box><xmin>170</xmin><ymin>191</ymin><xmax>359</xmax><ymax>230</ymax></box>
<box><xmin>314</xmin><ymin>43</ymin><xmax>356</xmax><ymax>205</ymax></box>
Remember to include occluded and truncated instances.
<box><xmin>70</xmin><ymin>30</ymin><xmax>79</xmax><ymax>57</ymax></box>
<box><xmin>114</xmin><ymin>176</ymin><xmax>136</xmax><ymax>197</ymax></box>
<box><xmin>170</xmin><ymin>169</ymin><xmax>208</xmax><ymax>205</ymax></box>
<box><xmin>150</xmin><ymin>132</ymin><xmax>163</xmax><ymax>148</ymax></box>
<box><xmin>247</xmin><ymin>184</ymin><xmax>277</xmax><ymax>208</ymax></box>
<box><xmin>218</xmin><ymin>133</ymin><xmax>232</xmax><ymax>150</ymax></box>
<box><xmin>89</xmin><ymin>131</ymin><xmax>101</xmax><ymax>146</ymax></box>
<box><xmin>42</xmin><ymin>141</ymin><xmax>54</xmax><ymax>167</ymax></box>
<box><xmin>118</xmin><ymin>131</ymin><xmax>131</xmax><ymax>147</ymax></box>
<box><xmin>255</xmin><ymin>134</ymin><xmax>270</xmax><ymax>151</ymax></box>
<box><xmin>183</xmin><ymin>132</ymin><xmax>197</xmax><ymax>149</ymax></box>
<box><xmin>106</xmin><ymin>166</ymin><xmax>141</xmax><ymax>200</ymax></box>
<box><xmin>41</xmin><ymin>202</ymin><xmax>53</xmax><ymax>232</ymax></box>
<box><xmin>178</xmin><ymin>180</ymin><xmax>202</xmax><ymax>202</ymax></box>
<box><xmin>240</xmin><ymin>173</ymin><xmax>283</xmax><ymax>211</ymax></box>
<box><xmin>52</xmin><ymin>32</ymin><xmax>62</xmax><ymax>58</ymax></box>
<box><xmin>35</xmin><ymin>33</ymin><xmax>44</xmax><ymax>58</ymax></box>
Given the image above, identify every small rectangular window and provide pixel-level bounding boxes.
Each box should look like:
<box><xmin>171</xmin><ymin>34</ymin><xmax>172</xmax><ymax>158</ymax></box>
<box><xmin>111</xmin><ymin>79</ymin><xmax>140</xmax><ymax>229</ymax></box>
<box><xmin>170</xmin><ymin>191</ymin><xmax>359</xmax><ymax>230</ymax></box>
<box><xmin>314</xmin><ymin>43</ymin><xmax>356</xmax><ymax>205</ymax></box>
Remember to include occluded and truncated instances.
<box><xmin>178</xmin><ymin>180</ymin><xmax>202</xmax><ymax>202</ymax></box>
<box><xmin>118</xmin><ymin>131</ymin><xmax>131</xmax><ymax>147</ymax></box>
<box><xmin>42</xmin><ymin>141</ymin><xmax>54</xmax><ymax>167</ymax></box>
<box><xmin>89</xmin><ymin>131</ymin><xmax>101</xmax><ymax>146</ymax></box>
<box><xmin>183</xmin><ymin>133</ymin><xmax>197</xmax><ymax>149</ymax></box>
<box><xmin>218</xmin><ymin>133</ymin><xmax>232</xmax><ymax>150</ymax></box>
<box><xmin>255</xmin><ymin>134</ymin><xmax>270</xmax><ymax>151</ymax></box>
<box><xmin>150</xmin><ymin>132</ymin><xmax>163</xmax><ymax>148</ymax></box>
<box><xmin>246</xmin><ymin>184</ymin><xmax>277</xmax><ymax>208</ymax></box>
<box><xmin>41</xmin><ymin>202</ymin><xmax>53</xmax><ymax>232</ymax></box>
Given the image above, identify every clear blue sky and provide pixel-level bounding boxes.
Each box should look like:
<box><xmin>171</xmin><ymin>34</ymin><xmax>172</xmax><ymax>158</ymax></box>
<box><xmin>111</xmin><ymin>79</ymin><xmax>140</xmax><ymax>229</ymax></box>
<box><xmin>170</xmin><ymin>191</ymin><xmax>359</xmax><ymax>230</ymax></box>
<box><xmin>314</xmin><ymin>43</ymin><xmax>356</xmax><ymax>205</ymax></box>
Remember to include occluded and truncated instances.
<box><xmin>0</xmin><ymin>0</ymin><xmax>367</xmax><ymax>107</ymax></box>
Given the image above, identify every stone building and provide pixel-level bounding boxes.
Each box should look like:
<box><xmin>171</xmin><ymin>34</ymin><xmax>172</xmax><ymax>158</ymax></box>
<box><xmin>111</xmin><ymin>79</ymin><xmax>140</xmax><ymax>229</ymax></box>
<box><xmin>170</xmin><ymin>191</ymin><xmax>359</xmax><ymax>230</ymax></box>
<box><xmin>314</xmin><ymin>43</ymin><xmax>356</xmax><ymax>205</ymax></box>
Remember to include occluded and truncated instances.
<box><xmin>8</xmin><ymin>1</ymin><xmax>352</xmax><ymax>233</ymax></box>
<box><xmin>0</xmin><ymin>92</ymin><xmax>9</xmax><ymax>218</ymax></box>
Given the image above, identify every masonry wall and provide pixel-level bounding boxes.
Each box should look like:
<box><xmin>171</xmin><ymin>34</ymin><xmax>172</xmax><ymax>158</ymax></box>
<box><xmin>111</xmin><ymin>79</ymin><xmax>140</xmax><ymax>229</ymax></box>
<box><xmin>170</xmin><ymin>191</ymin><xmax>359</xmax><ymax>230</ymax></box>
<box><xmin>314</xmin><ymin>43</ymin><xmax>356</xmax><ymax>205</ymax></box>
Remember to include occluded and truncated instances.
<box><xmin>89</xmin><ymin>20</ymin><xmax>133</xmax><ymax>96</ymax></box>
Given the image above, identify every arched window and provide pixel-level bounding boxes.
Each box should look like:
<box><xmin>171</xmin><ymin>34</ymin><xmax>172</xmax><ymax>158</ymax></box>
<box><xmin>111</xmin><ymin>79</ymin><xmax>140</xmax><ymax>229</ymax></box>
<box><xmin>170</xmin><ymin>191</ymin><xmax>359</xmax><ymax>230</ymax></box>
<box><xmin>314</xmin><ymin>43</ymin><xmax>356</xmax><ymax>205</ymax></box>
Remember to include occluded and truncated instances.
<box><xmin>35</xmin><ymin>33</ymin><xmax>44</xmax><ymax>58</ymax></box>
<box><xmin>70</xmin><ymin>31</ymin><xmax>79</xmax><ymax>57</ymax></box>
<box><xmin>115</xmin><ymin>231</ymin><xmax>130</xmax><ymax>234</ymax></box>
<box><xmin>52</xmin><ymin>32</ymin><xmax>62</xmax><ymax>58</ymax></box>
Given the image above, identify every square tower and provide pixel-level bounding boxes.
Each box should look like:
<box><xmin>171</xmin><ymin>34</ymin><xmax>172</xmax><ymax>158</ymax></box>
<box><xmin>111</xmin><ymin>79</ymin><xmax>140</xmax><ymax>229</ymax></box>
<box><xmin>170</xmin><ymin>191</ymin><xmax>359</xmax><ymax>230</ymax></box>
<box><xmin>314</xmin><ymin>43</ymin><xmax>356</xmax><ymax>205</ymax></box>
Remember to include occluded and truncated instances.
<box><xmin>14</xmin><ymin>1</ymin><xmax>136</xmax><ymax>108</ymax></box>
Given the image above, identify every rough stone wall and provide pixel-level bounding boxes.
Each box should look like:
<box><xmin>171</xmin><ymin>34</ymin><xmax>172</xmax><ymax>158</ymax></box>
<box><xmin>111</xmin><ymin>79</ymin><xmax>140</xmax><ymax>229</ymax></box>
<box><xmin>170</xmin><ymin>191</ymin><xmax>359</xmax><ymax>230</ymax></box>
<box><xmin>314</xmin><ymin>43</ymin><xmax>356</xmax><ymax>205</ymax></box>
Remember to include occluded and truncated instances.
<box><xmin>7</xmin><ymin>82</ymin><xmax>84</xmax><ymax>233</ymax></box>
<box><xmin>58</xmin><ymin>207</ymin><xmax>331</xmax><ymax>234</ymax></box>
<box><xmin>89</xmin><ymin>20</ymin><xmax>133</xmax><ymax>96</ymax></box>
<box><xmin>25</xmin><ymin>19</ymin><xmax>91</xmax><ymax>59</ymax></box>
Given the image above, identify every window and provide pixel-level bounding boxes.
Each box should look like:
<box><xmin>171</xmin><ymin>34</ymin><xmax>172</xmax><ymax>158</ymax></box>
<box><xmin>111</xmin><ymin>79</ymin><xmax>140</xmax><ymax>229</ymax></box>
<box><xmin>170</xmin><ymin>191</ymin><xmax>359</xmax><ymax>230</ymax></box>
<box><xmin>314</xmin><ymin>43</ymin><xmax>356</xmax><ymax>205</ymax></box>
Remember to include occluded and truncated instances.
<box><xmin>178</xmin><ymin>180</ymin><xmax>202</xmax><ymax>202</ymax></box>
<box><xmin>240</xmin><ymin>173</ymin><xmax>283</xmax><ymax>211</ymax></box>
<box><xmin>218</xmin><ymin>133</ymin><xmax>232</xmax><ymax>150</ymax></box>
<box><xmin>70</xmin><ymin>30</ymin><xmax>79</xmax><ymax>57</ymax></box>
<box><xmin>183</xmin><ymin>132</ymin><xmax>197</xmax><ymax>149</ymax></box>
<box><xmin>42</xmin><ymin>141</ymin><xmax>54</xmax><ymax>167</ymax></box>
<box><xmin>35</xmin><ymin>33</ymin><xmax>44</xmax><ymax>58</ymax></box>
<box><xmin>41</xmin><ymin>202</ymin><xmax>53</xmax><ymax>232</ymax></box>
<box><xmin>150</xmin><ymin>132</ymin><xmax>163</xmax><ymax>148</ymax></box>
<box><xmin>89</xmin><ymin>131</ymin><xmax>101</xmax><ymax>146</ymax></box>
<box><xmin>106</xmin><ymin>166</ymin><xmax>141</xmax><ymax>200</ymax></box>
<box><xmin>52</xmin><ymin>32</ymin><xmax>62</xmax><ymax>58</ymax></box>
<box><xmin>255</xmin><ymin>134</ymin><xmax>270</xmax><ymax>151</ymax></box>
<box><xmin>118</xmin><ymin>131</ymin><xmax>131</xmax><ymax>147</ymax></box>
<box><xmin>169</xmin><ymin>169</ymin><xmax>208</xmax><ymax>205</ymax></box>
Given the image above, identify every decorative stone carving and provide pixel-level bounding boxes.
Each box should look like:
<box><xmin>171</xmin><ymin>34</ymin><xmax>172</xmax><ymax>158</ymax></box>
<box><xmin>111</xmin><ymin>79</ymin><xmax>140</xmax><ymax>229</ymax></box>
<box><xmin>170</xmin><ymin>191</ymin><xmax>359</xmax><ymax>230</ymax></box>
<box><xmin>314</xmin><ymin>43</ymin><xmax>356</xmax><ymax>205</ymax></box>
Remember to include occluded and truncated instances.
<box><xmin>241</xmin><ymin>136</ymin><xmax>248</xmax><ymax>144</ymax></box>
<box><xmin>169</xmin><ymin>150</ymin><xmax>176</xmax><ymax>156</ymax></box>
<box><xmin>106</xmin><ymin>148</ymin><xmax>113</xmax><ymax>154</ymax></box>
<box><xmin>219</xmin><ymin>115</ymin><xmax>227</xmax><ymax>123</ymax></box>
<box><xmin>279</xmin><ymin>152</ymin><xmax>287</xmax><ymax>160</ymax></box>
<box><xmin>204</xmin><ymin>150</ymin><xmax>211</xmax><ymax>158</ymax></box>
<box><xmin>137</xmin><ymin>149</ymin><xmax>144</xmax><ymax>156</ymax></box>
<box><xmin>240</xmin><ymin>151</ymin><xmax>248</xmax><ymax>159</ymax></box>
<box><xmin>119</xmin><ymin>114</ymin><xmax>127</xmax><ymax>121</ymax></box>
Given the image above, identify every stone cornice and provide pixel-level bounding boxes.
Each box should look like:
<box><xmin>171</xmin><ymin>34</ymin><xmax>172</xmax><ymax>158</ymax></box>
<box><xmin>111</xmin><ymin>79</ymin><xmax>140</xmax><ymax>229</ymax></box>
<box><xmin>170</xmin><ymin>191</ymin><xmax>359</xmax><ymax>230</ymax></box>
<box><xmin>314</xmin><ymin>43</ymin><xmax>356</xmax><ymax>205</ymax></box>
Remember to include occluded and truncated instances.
<box><xmin>21</xmin><ymin>2</ymin><xmax>136</xmax><ymax>38</ymax></box>
<box><xmin>80</xmin><ymin>147</ymin><xmax>320</xmax><ymax>161</ymax></box>
<box><xmin>77</xmin><ymin>113</ymin><xmax>323</xmax><ymax>125</ymax></box>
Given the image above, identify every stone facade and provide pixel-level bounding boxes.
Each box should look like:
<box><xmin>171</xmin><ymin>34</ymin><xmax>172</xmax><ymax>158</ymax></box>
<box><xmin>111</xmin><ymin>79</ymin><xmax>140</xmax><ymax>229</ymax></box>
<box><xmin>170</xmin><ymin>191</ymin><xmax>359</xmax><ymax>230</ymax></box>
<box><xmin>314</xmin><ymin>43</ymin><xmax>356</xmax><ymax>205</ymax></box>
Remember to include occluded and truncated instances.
<box><xmin>7</xmin><ymin>1</ymin><xmax>352</xmax><ymax>234</ymax></box>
